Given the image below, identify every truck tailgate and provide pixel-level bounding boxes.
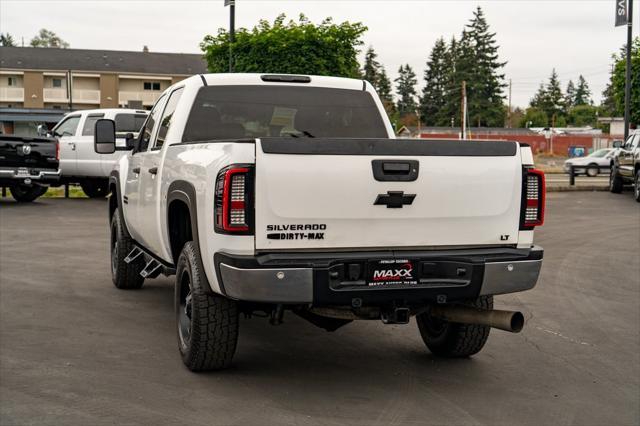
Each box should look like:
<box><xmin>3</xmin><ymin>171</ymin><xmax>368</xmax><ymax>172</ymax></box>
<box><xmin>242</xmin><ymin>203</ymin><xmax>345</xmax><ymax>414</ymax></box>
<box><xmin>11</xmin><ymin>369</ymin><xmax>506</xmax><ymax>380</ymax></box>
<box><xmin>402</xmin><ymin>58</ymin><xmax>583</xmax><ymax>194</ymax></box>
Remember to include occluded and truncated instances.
<box><xmin>255</xmin><ymin>138</ymin><xmax>523</xmax><ymax>251</ymax></box>
<box><xmin>0</xmin><ymin>135</ymin><xmax>58</xmax><ymax>170</ymax></box>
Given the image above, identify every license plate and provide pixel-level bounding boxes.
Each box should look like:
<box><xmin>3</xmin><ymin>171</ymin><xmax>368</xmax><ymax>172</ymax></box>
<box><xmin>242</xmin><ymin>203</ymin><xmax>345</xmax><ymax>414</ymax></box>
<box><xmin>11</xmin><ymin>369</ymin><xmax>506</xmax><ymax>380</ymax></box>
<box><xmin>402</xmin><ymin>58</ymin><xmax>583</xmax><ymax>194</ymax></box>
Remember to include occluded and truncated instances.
<box><xmin>367</xmin><ymin>259</ymin><xmax>418</xmax><ymax>287</ymax></box>
<box><xmin>16</xmin><ymin>168</ymin><xmax>30</xmax><ymax>178</ymax></box>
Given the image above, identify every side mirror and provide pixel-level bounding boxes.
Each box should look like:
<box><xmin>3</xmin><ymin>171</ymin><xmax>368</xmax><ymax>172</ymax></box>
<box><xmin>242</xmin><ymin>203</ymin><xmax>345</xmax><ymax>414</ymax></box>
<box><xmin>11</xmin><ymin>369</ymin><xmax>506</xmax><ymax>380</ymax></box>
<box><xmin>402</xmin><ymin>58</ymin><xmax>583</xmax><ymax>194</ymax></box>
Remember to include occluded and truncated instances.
<box><xmin>125</xmin><ymin>132</ymin><xmax>136</xmax><ymax>149</ymax></box>
<box><xmin>94</xmin><ymin>119</ymin><xmax>116</xmax><ymax>154</ymax></box>
<box><xmin>37</xmin><ymin>124</ymin><xmax>49</xmax><ymax>137</ymax></box>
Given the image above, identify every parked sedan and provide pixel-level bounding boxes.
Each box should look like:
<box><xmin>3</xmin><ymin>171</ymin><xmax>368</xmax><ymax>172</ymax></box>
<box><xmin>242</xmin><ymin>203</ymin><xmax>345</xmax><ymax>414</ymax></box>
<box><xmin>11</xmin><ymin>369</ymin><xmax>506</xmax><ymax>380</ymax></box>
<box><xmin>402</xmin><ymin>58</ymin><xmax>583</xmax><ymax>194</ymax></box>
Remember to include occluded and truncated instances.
<box><xmin>564</xmin><ymin>148</ymin><xmax>616</xmax><ymax>177</ymax></box>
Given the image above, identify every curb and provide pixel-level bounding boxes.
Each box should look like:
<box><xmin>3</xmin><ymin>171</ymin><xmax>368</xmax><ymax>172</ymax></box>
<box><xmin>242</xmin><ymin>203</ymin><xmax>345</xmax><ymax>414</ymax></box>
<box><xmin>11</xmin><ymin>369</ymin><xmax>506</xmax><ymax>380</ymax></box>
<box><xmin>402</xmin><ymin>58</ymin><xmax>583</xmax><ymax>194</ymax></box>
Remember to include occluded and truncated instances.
<box><xmin>547</xmin><ymin>185</ymin><xmax>608</xmax><ymax>192</ymax></box>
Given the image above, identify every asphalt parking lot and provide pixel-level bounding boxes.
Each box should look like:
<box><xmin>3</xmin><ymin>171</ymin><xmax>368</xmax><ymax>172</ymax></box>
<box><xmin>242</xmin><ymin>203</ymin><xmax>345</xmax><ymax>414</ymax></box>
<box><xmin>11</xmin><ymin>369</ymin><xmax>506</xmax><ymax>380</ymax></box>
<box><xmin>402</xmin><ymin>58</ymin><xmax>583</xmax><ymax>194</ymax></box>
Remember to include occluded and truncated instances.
<box><xmin>1</xmin><ymin>191</ymin><xmax>638</xmax><ymax>426</ymax></box>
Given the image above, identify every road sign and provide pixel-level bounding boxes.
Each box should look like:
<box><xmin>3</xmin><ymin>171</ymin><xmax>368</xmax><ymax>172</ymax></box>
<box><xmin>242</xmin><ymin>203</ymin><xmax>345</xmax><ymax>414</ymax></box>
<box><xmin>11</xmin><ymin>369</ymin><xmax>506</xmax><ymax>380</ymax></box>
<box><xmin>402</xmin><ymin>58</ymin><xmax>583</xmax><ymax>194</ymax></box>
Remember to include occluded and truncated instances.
<box><xmin>616</xmin><ymin>0</ymin><xmax>628</xmax><ymax>26</ymax></box>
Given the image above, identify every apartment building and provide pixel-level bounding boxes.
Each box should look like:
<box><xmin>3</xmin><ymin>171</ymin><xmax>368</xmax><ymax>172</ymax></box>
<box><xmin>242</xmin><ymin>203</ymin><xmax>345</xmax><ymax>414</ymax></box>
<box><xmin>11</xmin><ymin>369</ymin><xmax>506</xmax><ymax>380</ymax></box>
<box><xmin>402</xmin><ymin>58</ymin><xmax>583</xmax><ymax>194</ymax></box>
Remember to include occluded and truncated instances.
<box><xmin>0</xmin><ymin>46</ymin><xmax>207</xmax><ymax>135</ymax></box>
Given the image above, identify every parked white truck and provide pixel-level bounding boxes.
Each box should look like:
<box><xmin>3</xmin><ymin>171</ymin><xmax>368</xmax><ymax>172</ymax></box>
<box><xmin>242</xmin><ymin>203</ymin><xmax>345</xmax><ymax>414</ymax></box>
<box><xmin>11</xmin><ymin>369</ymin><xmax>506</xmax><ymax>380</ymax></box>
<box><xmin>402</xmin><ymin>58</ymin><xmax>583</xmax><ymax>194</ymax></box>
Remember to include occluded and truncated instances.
<box><xmin>93</xmin><ymin>73</ymin><xmax>545</xmax><ymax>372</ymax></box>
<box><xmin>51</xmin><ymin>108</ymin><xmax>147</xmax><ymax>197</ymax></box>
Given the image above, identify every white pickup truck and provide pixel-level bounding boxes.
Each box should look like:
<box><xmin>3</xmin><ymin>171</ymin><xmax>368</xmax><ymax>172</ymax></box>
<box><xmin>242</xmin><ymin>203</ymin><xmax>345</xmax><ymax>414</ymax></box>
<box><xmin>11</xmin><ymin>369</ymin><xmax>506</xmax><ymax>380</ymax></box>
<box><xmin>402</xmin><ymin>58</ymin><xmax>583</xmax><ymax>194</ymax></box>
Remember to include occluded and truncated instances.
<box><xmin>51</xmin><ymin>108</ymin><xmax>147</xmax><ymax>197</ymax></box>
<box><xmin>93</xmin><ymin>73</ymin><xmax>545</xmax><ymax>372</ymax></box>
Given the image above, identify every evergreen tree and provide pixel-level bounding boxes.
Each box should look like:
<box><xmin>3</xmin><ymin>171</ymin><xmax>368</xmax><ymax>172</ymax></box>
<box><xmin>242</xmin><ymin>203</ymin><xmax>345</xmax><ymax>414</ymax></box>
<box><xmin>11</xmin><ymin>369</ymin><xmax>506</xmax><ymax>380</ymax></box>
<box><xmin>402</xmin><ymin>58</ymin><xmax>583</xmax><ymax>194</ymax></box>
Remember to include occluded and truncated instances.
<box><xmin>543</xmin><ymin>69</ymin><xmax>565</xmax><ymax>121</ymax></box>
<box><xmin>565</xmin><ymin>80</ymin><xmax>576</xmax><ymax>108</ymax></box>
<box><xmin>363</xmin><ymin>46</ymin><xmax>381</xmax><ymax>88</ymax></box>
<box><xmin>419</xmin><ymin>37</ymin><xmax>448</xmax><ymax>125</ymax></box>
<box><xmin>530</xmin><ymin>83</ymin><xmax>547</xmax><ymax>108</ymax></box>
<box><xmin>440</xmin><ymin>36</ymin><xmax>461</xmax><ymax>126</ymax></box>
<box><xmin>395</xmin><ymin>64</ymin><xmax>418</xmax><ymax>116</ymax></box>
<box><xmin>573</xmin><ymin>75</ymin><xmax>592</xmax><ymax>106</ymax></box>
<box><xmin>460</xmin><ymin>7</ymin><xmax>507</xmax><ymax>127</ymax></box>
<box><xmin>377</xmin><ymin>67</ymin><xmax>396</xmax><ymax>116</ymax></box>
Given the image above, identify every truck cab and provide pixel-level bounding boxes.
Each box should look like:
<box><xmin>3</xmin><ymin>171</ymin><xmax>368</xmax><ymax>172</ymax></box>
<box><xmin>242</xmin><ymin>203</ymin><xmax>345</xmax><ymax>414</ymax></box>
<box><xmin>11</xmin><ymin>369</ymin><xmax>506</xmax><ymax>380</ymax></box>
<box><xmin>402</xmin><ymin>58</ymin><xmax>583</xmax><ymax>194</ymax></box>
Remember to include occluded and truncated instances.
<box><xmin>53</xmin><ymin>108</ymin><xmax>147</xmax><ymax>197</ymax></box>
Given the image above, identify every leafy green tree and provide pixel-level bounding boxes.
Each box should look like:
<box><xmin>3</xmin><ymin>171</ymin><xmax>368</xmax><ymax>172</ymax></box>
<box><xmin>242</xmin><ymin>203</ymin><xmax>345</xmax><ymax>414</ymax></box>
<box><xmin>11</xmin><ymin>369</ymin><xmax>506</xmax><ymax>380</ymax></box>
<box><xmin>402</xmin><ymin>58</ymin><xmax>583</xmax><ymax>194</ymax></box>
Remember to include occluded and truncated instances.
<box><xmin>573</xmin><ymin>75</ymin><xmax>592</xmax><ymax>106</ymax></box>
<box><xmin>419</xmin><ymin>37</ymin><xmax>448</xmax><ymax>125</ymax></box>
<box><xmin>0</xmin><ymin>33</ymin><xmax>16</xmax><ymax>47</ymax></box>
<box><xmin>519</xmin><ymin>107</ymin><xmax>548</xmax><ymax>128</ymax></box>
<box><xmin>29</xmin><ymin>29</ymin><xmax>69</xmax><ymax>48</ymax></box>
<box><xmin>565</xmin><ymin>80</ymin><xmax>576</xmax><ymax>108</ymax></box>
<box><xmin>363</xmin><ymin>46</ymin><xmax>380</xmax><ymax>87</ymax></box>
<box><xmin>611</xmin><ymin>37</ymin><xmax>640</xmax><ymax>126</ymax></box>
<box><xmin>568</xmin><ymin>104</ymin><xmax>598</xmax><ymax>127</ymax></box>
<box><xmin>395</xmin><ymin>64</ymin><xmax>418</xmax><ymax>116</ymax></box>
<box><xmin>459</xmin><ymin>7</ymin><xmax>507</xmax><ymax>127</ymax></box>
<box><xmin>201</xmin><ymin>14</ymin><xmax>366</xmax><ymax>78</ymax></box>
<box><xmin>601</xmin><ymin>37</ymin><xmax>639</xmax><ymax>125</ymax></box>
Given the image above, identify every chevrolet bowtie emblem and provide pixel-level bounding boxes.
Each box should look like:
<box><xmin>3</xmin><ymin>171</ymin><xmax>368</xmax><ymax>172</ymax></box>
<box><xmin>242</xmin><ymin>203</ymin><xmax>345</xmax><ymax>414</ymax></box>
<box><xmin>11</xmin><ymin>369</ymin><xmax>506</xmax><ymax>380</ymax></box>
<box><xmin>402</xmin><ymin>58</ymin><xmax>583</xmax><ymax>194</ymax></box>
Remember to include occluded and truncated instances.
<box><xmin>374</xmin><ymin>191</ymin><xmax>416</xmax><ymax>208</ymax></box>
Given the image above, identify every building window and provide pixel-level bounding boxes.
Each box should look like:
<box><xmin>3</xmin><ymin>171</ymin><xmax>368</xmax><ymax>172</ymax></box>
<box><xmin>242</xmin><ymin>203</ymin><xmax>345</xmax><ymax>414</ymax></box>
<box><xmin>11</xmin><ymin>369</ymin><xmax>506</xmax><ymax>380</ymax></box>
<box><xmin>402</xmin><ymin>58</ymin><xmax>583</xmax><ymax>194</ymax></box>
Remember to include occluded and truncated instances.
<box><xmin>8</xmin><ymin>77</ymin><xmax>16</xmax><ymax>86</ymax></box>
<box><xmin>143</xmin><ymin>81</ymin><xmax>161</xmax><ymax>91</ymax></box>
<box><xmin>52</xmin><ymin>78</ymin><xmax>62</xmax><ymax>88</ymax></box>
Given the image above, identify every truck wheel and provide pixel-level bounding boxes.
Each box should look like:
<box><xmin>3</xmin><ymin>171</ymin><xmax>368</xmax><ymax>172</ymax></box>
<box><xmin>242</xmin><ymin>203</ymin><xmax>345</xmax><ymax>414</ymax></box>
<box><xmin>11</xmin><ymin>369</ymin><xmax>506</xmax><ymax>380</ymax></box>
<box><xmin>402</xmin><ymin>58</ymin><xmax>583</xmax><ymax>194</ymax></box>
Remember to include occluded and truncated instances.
<box><xmin>9</xmin><ymin>184</ymin><xmax>47</xmax><ymax>202</ymax></box>
<box><xmin>609</xmin><ymin>166</ymin><xmax>623</xmax><ymax>193</ymax></box>
<box><xmin>81</xmin><ymin>180</ymin><xmax>109</xmax><ymax>198</ymax></box>
<box><xmin>110</xmin><ymin>208</ymin><xmax>144</xmax><ymax>289</ymax></box>
<box><xmin>175</xmin><ymin>241</ymin><xmax>238</xmax><ymax>371</ymax></box>
<box><xmin>634</xmin><ymin>170</ymin><xmax>640</xmax><ymax>203</ymax></box>
<box><xmin>416</xmin><ymin>296</ymin><xmax>493</xmax><ymax>358</ymax></box>
<box><xmin>586</xmin><ymin>164</ymin><xmax>598</xmax><ymax>177</ymax></box>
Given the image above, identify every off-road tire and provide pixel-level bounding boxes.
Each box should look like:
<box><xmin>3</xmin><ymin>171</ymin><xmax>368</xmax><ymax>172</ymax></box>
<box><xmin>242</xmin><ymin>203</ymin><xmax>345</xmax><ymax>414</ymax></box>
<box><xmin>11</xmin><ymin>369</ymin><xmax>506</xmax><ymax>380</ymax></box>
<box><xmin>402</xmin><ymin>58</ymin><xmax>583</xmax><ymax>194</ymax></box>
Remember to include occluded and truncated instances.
<box><xmin>82</xmin><ymin>179</ymin><xmax>109</xmax><ymax>198</ymax></box>
<box><xmin>110</xmin><ymin>208</ymin><xmax>144</xmax><ymax>289</ymax></box>
<box><xmin>586</xmin><ymin>164</ymin><xmax>599</xmax><ymax>177</ymax></box>
<box><xmin>9</xmin><ymin>184</ymin><xmax>47</xmax><ymax>202</ymax></box>
<box><xmin>609</xmin><ymin>166</ymin><xmax>624</xmax><ymax>193</ymax></box>
<box><xmin>175</xmin><ymin>241</ymin><xmax>238</xmax><ymax>371</ymax></box>
<box><xmin>634</xmin><ymin>169</ymin><xmax>640</xmax><ymax>202</ymax></box>
<box><xmin>416</xmin><ymin>296</ymin><xmax>493</xmax><ymax>358</ymax></box>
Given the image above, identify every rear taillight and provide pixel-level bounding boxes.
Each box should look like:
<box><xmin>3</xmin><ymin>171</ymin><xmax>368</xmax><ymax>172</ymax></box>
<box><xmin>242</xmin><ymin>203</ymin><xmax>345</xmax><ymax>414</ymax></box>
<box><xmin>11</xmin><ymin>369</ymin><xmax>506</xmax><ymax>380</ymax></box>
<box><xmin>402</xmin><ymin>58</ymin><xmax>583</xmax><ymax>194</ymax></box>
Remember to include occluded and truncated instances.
<box><xmin>55</xmin><ymin>141</ymin><xmax>60</xmax><ymax>161</ymax></box>
<box><xmin>520</xmin><ymin>168</ymin><xmax>545</xmax><ymax>229</ymax></box>
<box><xmin>214</xmin><ymin>164</ymin><xmax>253</xmax><ymax>234</ymax></box>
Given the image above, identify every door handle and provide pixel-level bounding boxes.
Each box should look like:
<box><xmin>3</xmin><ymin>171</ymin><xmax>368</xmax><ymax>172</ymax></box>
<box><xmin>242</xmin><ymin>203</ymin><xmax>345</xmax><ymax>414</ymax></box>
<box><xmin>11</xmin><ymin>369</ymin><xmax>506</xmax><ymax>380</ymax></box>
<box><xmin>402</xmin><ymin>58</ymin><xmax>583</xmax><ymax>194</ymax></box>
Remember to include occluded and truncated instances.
<box><xmin>68</xmin><ymin>142</ymin><xmax>76</xmax><ymax>151</ymax></box>
<box><xmin>148</xmin><ymin>167</ymin><xmax>158</xmax><ymax>175</ymax></box>
<box><xmin>372</xmin><ymin>160</ymin><xmax>419</xmax><ymax>182</ymax></box>
<box><xmin>132</xmin><ymin>167</ymin><xmax>140</xmax><ymax>174</ymax></box>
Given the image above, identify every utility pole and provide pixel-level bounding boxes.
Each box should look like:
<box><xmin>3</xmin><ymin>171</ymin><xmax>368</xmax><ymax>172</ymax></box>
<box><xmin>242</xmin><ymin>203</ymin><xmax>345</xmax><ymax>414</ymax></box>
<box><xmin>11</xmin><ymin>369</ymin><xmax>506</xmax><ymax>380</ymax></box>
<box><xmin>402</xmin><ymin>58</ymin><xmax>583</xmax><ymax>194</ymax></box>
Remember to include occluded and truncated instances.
<box><xmin>623</xmin><ymin>0</ymin><xmax>634</xmax><ymax>140</ymax></box>
<box><xmin>507</xmin><ymin>78</ymin><xmax>512</xmax><ymax>128</ymax></box>
<box><xmin>67</xmin><ymin>69</ymin><xmax>73</xmax><ymax>110</ymax></box>
<box><xmin>461</xmin><ymin>80</ymin><xmax>467</xmax><ymax>139</ymax></box>
<box><xmin>550</xmin><ymin>114</ymin><xmax>555</xmax><ymax>155</ymax></box>
<box><xmin>225</xmin><ymin>0</ymin><xmax>236</xmax><ymax>72</ymax></box>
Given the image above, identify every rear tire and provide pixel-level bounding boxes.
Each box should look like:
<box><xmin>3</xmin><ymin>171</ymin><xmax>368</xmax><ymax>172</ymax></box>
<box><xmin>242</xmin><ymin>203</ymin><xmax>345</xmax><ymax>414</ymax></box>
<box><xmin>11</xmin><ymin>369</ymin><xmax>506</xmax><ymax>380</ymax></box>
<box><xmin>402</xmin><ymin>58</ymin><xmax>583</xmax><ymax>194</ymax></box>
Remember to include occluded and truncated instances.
<box><xmin>586</xmin><ymin>164</ymin><xmax>599</xmax><ymax>177</ymax></box>
<box><xmin>175</xmin><ymin>241</ymin><xmax>239</xmax><ymax>371</ymax></box>
<box><xmin>609</xmin><ymin>166</ymin><xmax>624</xmax><ymax>194</ymax></box>
<box><xmin>81</xmin><ymin>179</ymin><xmax>109</xmax><ymax>198</ymax></box>
<box><xmin>9</xmin><ymin>184</ymin><xmax>47</xmax><ymax>202</ymax></box>
<box><xmin>110</xmin><ymin>208</ymin><xmax>145</xmax><ymax>289</ymax></box>
<box><xmin>634</xmin><ymin>170</ymin><xmax>640</xmax><ymax>203</ymax></box>
<box><xmin>416</xmin><ymin>296</ymin><xmax>493</xmax><ymax>358</ymax></box>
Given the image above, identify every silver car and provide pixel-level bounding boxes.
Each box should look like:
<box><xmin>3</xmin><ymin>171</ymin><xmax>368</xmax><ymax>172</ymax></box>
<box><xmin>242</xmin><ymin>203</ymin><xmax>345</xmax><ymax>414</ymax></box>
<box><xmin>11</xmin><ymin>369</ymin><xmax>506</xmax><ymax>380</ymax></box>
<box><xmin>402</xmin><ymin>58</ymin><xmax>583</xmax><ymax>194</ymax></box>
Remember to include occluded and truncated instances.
<box><xmin>564</xmin><ymin>148</ymin><xmax>616</xmax><ymax>177</ymax></box>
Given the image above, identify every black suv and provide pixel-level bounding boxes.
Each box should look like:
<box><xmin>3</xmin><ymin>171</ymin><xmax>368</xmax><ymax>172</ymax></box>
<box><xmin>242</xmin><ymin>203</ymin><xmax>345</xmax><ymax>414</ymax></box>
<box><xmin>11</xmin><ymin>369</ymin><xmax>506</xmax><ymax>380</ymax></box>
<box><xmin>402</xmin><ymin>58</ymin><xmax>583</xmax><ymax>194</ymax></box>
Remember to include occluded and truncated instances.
<box><xmin>610</xmin><ymin>130</ymin><xmax>640</xmax><ymax>202</ymax></box>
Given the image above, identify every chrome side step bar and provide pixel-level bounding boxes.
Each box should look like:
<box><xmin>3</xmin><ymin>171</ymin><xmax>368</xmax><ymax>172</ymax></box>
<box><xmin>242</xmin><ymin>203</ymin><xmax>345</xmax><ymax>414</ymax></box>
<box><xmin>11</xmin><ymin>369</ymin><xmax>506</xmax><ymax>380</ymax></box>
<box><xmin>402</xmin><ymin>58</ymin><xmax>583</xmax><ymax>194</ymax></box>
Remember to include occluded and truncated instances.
<box><xmin>124</xmin><ymin>247</ymin><xmax>143</xmax><ymax>264</ymax></box>
<box><xmin>140</xmin><ymin>258</ymin><xmax>162</xmax><ymax>279</ymax></box>
<box><xmin>124</xmin><ymin>246</ymin><xmax>166</xmax><ymax>279</ymax></box>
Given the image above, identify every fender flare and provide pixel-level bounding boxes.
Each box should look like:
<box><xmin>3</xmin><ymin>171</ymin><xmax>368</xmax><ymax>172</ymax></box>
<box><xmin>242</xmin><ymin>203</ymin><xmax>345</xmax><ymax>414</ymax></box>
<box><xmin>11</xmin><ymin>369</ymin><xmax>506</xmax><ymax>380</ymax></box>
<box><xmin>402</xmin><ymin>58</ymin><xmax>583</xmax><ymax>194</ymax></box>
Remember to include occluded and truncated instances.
<box><xmin>167</xmin><ymin>181</ymin><xmax>213</xmax><ymax>293</ymax></box>
<box><xmin>108</xmin><ymin>170</ymin><xmax>132</xmax><ymax>239</ymax></box>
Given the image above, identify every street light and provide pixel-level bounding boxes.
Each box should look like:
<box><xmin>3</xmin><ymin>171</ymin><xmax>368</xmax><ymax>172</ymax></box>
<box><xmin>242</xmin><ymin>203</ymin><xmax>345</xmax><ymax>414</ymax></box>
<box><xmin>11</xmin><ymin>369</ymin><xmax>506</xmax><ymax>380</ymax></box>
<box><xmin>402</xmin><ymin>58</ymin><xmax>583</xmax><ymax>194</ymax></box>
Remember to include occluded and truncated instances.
<box><xmin>224</xmin><ymin>0</ymin><xmax>235</xmax><ymax>72</ymax></box>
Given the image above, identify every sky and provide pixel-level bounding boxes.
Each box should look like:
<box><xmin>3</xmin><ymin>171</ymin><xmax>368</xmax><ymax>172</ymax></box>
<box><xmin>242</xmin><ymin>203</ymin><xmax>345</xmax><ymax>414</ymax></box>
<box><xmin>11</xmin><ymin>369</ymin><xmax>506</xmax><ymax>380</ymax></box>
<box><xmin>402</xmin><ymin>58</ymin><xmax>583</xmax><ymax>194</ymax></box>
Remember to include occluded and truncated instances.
<box><xmin>1</xmin><ymin>0</ymin><xmax>638</xmax><ymax>108</ymax></box>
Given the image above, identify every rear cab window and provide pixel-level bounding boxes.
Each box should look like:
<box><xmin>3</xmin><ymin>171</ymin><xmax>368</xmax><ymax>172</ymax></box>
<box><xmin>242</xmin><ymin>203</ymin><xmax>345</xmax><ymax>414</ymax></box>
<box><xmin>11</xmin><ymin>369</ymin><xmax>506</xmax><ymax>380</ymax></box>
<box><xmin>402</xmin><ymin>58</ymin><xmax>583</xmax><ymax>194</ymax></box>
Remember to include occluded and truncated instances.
<box><xmin>182</xmin><ymin>85</ymin><xmax>388</xmax><ymax>142</ymax></box>
<box><xmin>114</xmin><ymin>113</ymin><xmax>148</xmax><ymax>137</ymax></box>
<box><xmin>81</xmin><ymin>114</ymin><xmax>105</xmax><ymax>136</ymax></box>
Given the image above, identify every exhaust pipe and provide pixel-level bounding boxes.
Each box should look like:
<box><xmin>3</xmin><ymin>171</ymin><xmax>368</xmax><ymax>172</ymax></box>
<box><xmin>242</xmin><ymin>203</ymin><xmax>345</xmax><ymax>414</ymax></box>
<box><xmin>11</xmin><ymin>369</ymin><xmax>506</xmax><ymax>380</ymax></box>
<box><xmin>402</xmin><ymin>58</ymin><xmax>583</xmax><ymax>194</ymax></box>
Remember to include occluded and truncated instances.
<box><xmin>430</xmin><ymin>305</ymin><xmax>525</xmax><ymax>333</ymax></box>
